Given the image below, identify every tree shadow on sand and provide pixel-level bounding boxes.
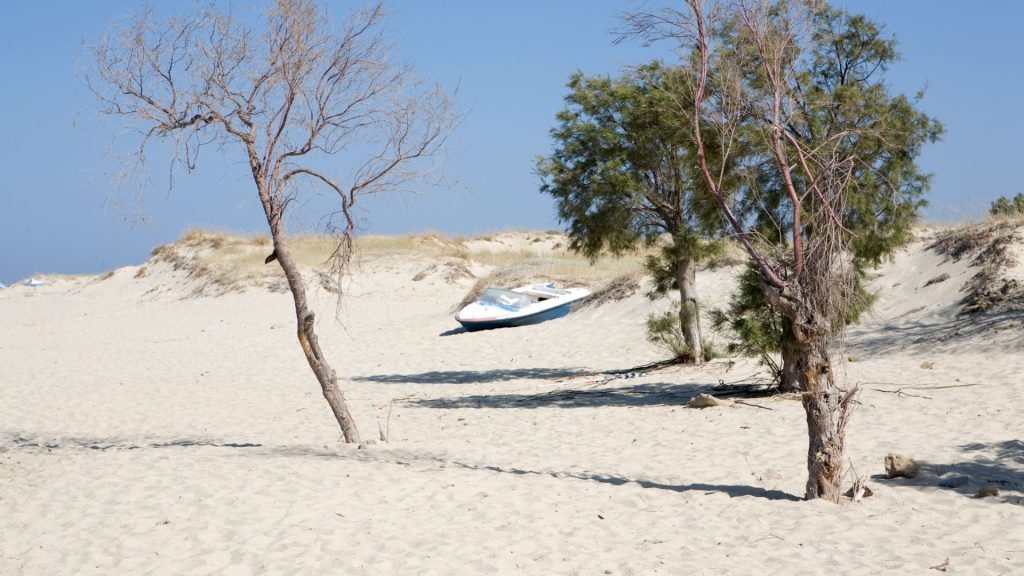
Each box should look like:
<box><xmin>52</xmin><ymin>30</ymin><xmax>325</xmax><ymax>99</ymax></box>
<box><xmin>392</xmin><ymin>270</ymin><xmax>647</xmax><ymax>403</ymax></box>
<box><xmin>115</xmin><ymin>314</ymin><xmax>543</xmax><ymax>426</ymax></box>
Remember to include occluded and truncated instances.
<box><xmin>448</xmin><ymin>462</ymin><xmax>802</xmax><ymax>501</ymax></box>
<box><xmin>258</xmin><ymin>444</ymin><xmax>801</xmax><ymax>501</ymax></box>
<box><xmin>848</xmin><ymin>311</ymin><xmax>1024</xmax><ymax>356</ymax></box>
<box><xmin>408</xmin><ymin>381</ymin><xmax>715</xmax><ymax>409</ymax></box>
<box><xmin>872</xmin><ymin>439</ymin><xmax>1024</xmax><ymax>505</ymax></box>
<box><xmin>5</xmin><ymin>431</ymin><xmax>800</xmax><ymax>502</ymax></box>
<box><xmin>4</xmin><ymin>432</ymin><xmax>262</xmax><ymax>452</ymax></box>
<box><xmin>352</xmin><ymin>359</ymin><xmax>692</xmax><ymax>387</ymax></box>
<box><xmin>353</xmin><ymin>367</ymin><xmax>589</xmax><ymax>385</ymax></box>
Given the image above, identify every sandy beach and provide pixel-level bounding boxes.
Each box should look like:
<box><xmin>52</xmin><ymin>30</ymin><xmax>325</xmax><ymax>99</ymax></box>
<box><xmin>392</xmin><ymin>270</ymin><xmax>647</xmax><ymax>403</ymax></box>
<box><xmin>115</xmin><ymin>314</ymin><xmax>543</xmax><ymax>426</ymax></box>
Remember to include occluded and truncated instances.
<box><xmin>2</xmin><ymin>227</ymin><xmax>1022</xmax><ymax>575</ymax></box>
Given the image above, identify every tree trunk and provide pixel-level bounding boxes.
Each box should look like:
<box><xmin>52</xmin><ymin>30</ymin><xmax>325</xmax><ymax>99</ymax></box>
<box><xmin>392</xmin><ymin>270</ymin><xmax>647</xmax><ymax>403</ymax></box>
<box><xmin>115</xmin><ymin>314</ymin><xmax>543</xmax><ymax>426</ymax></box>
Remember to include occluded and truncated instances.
<box><xmin>271</xmin><ymin>229</ymin><xmax>362</xmax><ymax>444</ymax></box>
<box><xmin>779</xmin><ymin>319</ymin><xmax>802</xmax><ymax>392</ymax></box>
<box><xmin>675</xmin><ymin>256</ymin><xmax>704</xmax><ymax>365</ymax></box>
<box><xmin>791</xmin><ymin>320</ymin><xmax>856</xmax><ymax>501</ymax></box>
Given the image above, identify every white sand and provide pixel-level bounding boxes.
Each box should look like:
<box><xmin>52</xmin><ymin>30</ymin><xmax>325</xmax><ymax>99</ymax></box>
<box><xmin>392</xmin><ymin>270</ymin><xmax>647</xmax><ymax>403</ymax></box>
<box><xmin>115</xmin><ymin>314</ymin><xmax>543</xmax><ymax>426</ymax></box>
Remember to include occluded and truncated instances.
<box><xmin>2</xmin><ymin>230</ymin><xmax>1023</xmax><ymax>575</ymax></box>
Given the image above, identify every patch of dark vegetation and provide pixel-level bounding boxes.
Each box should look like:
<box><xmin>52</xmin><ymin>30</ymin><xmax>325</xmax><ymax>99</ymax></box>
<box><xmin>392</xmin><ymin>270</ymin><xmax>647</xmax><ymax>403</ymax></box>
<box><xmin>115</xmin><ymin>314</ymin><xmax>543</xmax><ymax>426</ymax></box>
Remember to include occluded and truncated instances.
<box><xmin>962</xmin><ymin>277</ymin><xmax>1024</xmax><ymax>315</ymax></box>
<box><xmin>928</xmin><ymin>221</ymin><xmax>1014</xmax><ymax>262</ymax></box>
<box><xmin>899</xmin><ymin>305</ymin><xmax>927</xmax><ymax>317</ymax></box>
<box><xmin>922</xmin><ymin>272</ymin><xmax>950</xmax><ymax>287</ymax></box>
<box><xmin>929</xmin><ymin>222</ymin><xmax>1024</xmax><ymax>315</ymax></box>
<box><xmin>960</xmin><ymin>228</ymin><xmax>1023</xmax><ymax>315</ymax></box>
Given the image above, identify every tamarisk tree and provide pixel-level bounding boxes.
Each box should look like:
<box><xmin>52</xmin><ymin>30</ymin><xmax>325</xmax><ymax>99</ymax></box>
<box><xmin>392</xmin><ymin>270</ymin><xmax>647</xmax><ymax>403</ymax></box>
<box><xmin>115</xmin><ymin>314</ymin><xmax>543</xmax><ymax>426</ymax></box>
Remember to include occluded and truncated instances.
<box><xmin>538</xmin><ymin>63</ymin><xmax>723</xmax><ymax>364</ymax></box>
<box><xmin>711</xmin><ymin>6</ymin><xmax>942</xmax><ymax>391</ymax></box>
<box><xmin>622</xmin><ymin>0</ymin><xmax>939</xmax><ymax>500</ymax></box>
<box><xmin>88</xmin><ymin>0</ymin><xmax>454</xmax><ymax>443</ymax></box>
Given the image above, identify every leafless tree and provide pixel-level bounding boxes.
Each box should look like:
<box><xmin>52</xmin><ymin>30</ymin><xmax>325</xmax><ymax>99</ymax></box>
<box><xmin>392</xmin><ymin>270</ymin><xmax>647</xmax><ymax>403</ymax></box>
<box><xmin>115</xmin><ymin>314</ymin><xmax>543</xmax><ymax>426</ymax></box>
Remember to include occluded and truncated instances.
<box><xmin>621</xmin><ymin>0</ymin><xmax>861</xmax><ymax>501</ymax></box>
<box><xmin>87</xmin><ymin>0</ymin><xmax>455</xmax><ymax>443</ymax></box>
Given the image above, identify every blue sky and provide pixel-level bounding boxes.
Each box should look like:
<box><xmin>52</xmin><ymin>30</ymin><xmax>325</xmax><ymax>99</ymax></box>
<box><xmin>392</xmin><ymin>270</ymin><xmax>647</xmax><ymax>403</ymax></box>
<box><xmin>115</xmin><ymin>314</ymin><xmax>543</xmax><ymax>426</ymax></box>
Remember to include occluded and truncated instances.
<box><xmin>1</xmin><ymin>1</ymin><xmax>1021</xmax><ymax>283</ymax></box>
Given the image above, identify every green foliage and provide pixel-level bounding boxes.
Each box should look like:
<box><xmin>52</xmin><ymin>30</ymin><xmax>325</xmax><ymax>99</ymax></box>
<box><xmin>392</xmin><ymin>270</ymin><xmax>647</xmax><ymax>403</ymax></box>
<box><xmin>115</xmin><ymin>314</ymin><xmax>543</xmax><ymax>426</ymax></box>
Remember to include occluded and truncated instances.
<box><xmin>710</xmin><ymin>265</ymin><xmax>876</xmax><ymax>382</ymax></box>
<box><xmin>710</xmin><ymin>5</ymin><xmax>941</xmax><ymax>270</ymax></box>
<box><xmin>990</xmin><ymin>193</ymin><xmax>1024</xmax><ymax>217</ymax></box>
<box><xmin>806</xmin><ymin>7</ymin><xmax>942</xmax><ymax>268</ymax></box>
<box><xmin>645</xmin><ymin>305</ymin><xmax>717</xmax><ymax>363</ymax></box>
<box><xmin>537</xmin><ymin>62</ymin><xmax>720</xmax><ymax>260</ymax></box>
<box><xmin>538</xmin><ymin>62</ymin><xmax>728</xmax><ymax>354</ymax></box>
<box><xmin>708</xmin><ymin>265</ymin><xmax>784</xmax><ymax>380</ymax></box>
<box><xmin>708</xmin><ymin>6</ymin><xmax>939</xmax><ymax>378</ymax></box>
<box><xmin>644</xmin><ymin>233</ymin><xmax>726</xmax><ymax>299</ymax></box>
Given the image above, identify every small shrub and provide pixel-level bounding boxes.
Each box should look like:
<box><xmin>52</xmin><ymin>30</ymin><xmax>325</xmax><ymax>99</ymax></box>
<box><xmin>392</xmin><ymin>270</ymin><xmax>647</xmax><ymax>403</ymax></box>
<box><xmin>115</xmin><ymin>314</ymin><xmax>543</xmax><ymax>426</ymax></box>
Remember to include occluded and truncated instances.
<box><xmin>644</xmin><ymin>306</ymin><xmax>717</xmax><ymax>363</ymax></box>
<box><xmin>989</xmin><ymin>193</ymin><xmax>1024</xmax><ymax>217</ymax></box>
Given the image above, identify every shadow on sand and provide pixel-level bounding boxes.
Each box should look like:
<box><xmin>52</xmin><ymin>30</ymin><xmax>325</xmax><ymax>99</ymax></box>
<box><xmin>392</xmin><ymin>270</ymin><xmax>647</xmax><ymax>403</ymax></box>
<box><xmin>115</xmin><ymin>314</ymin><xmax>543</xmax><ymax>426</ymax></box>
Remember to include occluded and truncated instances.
<box><xmin>258</xmin><ymin>444</ymin><xmax>801</xmax><ymax>501</ymax></box>
<box><xmin>447</xmin><ymin>462</ymin><xmax>802</xmax><ymax>501</ymax></box>
<box><xmin>872</xmin><ymin>439</ymin><xmax>1024</xmax><ymax>505</ymax></box>
<box><xmin>408</xmin><ymin>380</ymin><xmax>714</xmax><ymax>409</ymax></box>
<box><xmin>353</xmin><ymin>367</ymin><xmax>589</xmax><ymax>385</ymax></box>
<box><xmin>5</xmin><ymin>432</ymin><xmax>799</xmax><ymax>502</ymax></box>
<box><xmin>849</xmin><ymin>310</ymin><xmax>1024</xmax><ymax>355</ymax></box>
<box><xmin>4</xmin><ymin>432</ymin><xmax>262</xmax><ymax>451</ymax></box>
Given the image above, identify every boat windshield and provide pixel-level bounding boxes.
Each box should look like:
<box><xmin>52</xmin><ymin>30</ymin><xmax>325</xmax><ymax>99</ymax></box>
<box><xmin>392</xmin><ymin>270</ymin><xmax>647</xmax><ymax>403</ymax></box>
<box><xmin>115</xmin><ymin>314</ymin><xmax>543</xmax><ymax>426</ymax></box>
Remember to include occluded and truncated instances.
<box><xmin>479</xmin><ymin>288</ymin><xmax>532</xmax><ymax>309</ymax></box>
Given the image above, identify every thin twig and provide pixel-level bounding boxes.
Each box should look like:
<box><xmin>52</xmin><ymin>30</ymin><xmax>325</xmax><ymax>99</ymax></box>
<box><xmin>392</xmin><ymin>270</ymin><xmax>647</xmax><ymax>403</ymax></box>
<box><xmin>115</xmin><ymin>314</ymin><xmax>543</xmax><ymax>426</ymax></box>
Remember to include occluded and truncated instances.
<box><xmin>858</xmin><ymin>381</ymin><xmax>980</xmax><ymax>389</ymax></box>
<box><xmin>734</xmin><ymin>399</ymin><xmax>774</xmax><ymax>410</ymax></box>
<box><xmin>899</xmin><ymin>383</ymin><xmax>980</xmax><ymax>390</ymax></box>
<box><xmin>868</xmin><ymin>385</ymin><xmax>933</xmax><ymax>399</ymax></box>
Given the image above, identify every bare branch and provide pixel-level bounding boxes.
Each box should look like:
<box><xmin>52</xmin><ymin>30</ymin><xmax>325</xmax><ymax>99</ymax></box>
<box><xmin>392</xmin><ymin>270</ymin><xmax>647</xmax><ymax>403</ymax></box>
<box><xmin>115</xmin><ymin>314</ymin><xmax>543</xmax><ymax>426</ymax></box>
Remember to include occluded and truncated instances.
<box><xmin>87</xmin><ymin>0</ymin><xmax>456</xmax><ymax>444</ymax></box>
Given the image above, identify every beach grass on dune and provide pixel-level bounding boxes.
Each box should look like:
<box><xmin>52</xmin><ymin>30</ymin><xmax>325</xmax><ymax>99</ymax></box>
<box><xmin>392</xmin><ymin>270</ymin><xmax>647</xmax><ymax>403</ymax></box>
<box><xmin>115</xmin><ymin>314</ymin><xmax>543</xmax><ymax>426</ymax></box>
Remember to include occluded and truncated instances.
<box><xmin>151</xmin><ymin>228</ymin><xmax>657</xmax><ymax>298</ymax></box>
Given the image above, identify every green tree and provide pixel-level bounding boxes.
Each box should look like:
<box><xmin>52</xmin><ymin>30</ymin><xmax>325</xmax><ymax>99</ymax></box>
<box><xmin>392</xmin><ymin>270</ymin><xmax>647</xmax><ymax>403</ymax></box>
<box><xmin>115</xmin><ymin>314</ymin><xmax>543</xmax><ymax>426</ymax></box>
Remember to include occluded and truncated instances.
<box><xmin>711</xmin><ymin>6</ymin><xmax>941</xmax><ymax>392</ymax></box>
<box><xmin>620</xmin><ymin>0</ymin><xmax>941</xmax><ymax>500</ymax></box>
<box><xmin>538</xmin><ymin>63</ymin><xmax>722</xmax><ymax>364</ymax></box>
<box><xmin>990</xmin><ymin>193</ymin><xmax>1024</xmax><ymax>216</ymax></box>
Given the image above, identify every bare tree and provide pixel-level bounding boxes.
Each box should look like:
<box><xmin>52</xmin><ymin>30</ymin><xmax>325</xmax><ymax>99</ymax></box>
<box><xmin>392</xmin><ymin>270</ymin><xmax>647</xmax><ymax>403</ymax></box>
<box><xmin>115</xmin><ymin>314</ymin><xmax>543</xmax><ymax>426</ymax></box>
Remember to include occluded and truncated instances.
<box><xmin>621</xmin><ymin>0</ymin><xmax>864</xmax><ymax>501</ymax></box>
<box><xmin>87</xmin><ymin>0</ymin><xmax>454</xmax><ymax>443</ymax></box>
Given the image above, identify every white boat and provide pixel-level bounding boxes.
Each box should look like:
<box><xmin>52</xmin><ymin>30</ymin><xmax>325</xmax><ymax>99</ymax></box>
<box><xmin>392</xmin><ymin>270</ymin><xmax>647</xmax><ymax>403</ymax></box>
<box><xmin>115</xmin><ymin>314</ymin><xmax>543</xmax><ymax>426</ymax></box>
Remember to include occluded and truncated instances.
<box><xmin>455</xmin><ymin>284</ymin><xmax>591</xmax><ymax>331</ymax></box>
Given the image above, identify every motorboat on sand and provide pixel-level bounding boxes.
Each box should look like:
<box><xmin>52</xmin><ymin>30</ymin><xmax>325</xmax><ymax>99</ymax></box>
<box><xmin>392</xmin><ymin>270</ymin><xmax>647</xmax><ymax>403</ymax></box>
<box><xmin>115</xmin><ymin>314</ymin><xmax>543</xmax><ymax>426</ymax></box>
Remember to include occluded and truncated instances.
<box><xmin>455</xmin><ymin>284</ymin><xmax>590</xmax><ymax>331</ymax></box>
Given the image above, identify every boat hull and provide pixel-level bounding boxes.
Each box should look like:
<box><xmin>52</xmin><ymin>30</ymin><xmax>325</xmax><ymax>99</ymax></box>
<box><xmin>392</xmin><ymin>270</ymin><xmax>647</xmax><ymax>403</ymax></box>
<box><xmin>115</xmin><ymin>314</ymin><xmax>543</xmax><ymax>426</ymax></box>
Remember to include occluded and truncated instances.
<box><xmin>457</xmin><ymin>302</ymin><xmax>572</xmax><ymax>331</ymax></box>
<box><xmin>454</xmin><ymin>284</ymin><xmax>590</xmax><ymax>331</ymax></box>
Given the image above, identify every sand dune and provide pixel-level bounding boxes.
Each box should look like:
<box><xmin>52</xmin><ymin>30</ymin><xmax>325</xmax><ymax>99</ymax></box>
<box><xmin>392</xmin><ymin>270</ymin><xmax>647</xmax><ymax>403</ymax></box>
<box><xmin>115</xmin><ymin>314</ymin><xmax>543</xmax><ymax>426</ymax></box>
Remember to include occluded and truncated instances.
<box><xmin>2</xmin><ymin>225</ymin><xmax>1022</xmax><ymax>574</ymax></box>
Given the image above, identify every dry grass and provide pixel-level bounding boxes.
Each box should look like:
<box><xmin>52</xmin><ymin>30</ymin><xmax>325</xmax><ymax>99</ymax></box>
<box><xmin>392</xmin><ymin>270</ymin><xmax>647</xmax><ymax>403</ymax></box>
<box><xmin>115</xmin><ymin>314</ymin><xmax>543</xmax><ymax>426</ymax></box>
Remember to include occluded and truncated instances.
<box><xmin>574</xmin><ymin>273</ymin><xmax>643</xmax><ymax>310</ymax></box>
<box><xmin>355</xmin><ymin>233</ymin><xmax>468</xmax><ymax>260</ymax></box>
<box><xmin>150</xmin><ymin>230</ymin><xmax>273</xmax><ymax>295</ymax></box>
<box><xmin>929</xmin><ymin>221</ymin><xmax>1012</xmax><ymax>262</ymax></box>
<box><xmin>149</xmin><ymin>229</ymin><xmax>463</xmax><ymax>295</ymax></box>
<box><xmin>148</xmin><ymin>228</ymin><xmax>658</xmax><ymax>307</ymax></box>
<box><xmin>985</xmin><ymin>212</ymin><xmax>1024</xmax><ymax>226</ymax></box>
